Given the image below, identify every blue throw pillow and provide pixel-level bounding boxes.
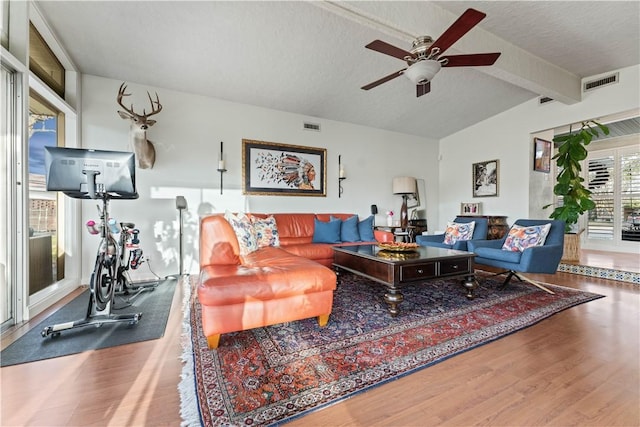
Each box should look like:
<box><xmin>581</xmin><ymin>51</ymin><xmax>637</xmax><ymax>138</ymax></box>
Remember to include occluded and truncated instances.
<box><xmin>339</xmin><ymin>215</ymin><xmax>361</xmax><ymax>242</ymax></box>
<box><xmin>312</xmin><ymin>218</ymin><xmax>341</xmax><ymax>243</ymax></box>
<box><xmin>358</xmin><ymin>215</ymin><xmax>375</xmax><ymax>242</ymax></box>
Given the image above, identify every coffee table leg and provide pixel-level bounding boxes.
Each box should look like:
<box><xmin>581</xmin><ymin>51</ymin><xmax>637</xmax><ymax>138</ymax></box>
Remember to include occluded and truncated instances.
<box><xmin>384</xmin><ymin>287</ymin><xmax>404</xmax><ymax>317</ymax></box>
<box><xmin>462</xmin><ymin>274</ymin><xmax>477</xmax><ymax>299</ymax></box>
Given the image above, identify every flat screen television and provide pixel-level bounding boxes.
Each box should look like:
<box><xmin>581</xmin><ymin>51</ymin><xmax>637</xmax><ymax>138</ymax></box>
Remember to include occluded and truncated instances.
<box><xmin>44</xmin><ymin>147</ymin><xmax>138</xmax><ymax>200</ymax></box>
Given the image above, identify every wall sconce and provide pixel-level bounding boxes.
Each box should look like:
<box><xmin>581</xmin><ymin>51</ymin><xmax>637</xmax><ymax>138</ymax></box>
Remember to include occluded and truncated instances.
<box><xmin>217</xmin><ymin>141</ymin><xmax>227</xmax><ymax>195</ymax></box>
<box><xmin>338</xmin><ymin>155</ymin><xmax>346</xmax><ymax>198</ymax></box>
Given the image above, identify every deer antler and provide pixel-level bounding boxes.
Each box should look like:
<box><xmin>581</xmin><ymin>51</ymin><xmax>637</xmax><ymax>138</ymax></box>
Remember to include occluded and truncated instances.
<box><xmin>144</xmin><ymin>92</ymin><xmax>163</xmax><ymax>117</ymax></box>
<box><xmin>117</xmin><ymin>82</ymin><xmax>137</xmax><ymax>116</ymax></box>
<box><xmin>117</xmin><ymin>82</ymin><xmax>161</xmax><ymax>169</ymax></box>
<box><xmin>117</xmin><ymin>82</ymin><xmax>162</xmax><ymax>118</ymax></box>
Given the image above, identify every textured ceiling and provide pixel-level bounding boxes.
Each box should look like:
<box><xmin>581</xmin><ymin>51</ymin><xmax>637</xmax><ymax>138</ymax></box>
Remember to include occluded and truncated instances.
<box><xmin>34</xmin><ymin>1</ymin><xmax>640</xmax><ymax>140</ymax></box>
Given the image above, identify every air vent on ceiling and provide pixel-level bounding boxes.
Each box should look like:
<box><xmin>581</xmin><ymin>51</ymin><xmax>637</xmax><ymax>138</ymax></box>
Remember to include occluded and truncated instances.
<box><xmin>303</xmin><ymin>122</ymin><xmax>321</xmax><ymax>132</ymax></box>
<box><xmin>539</xmin><ymin>96</ymin><xmax>554</xmax><ymax>105</ymax></box>
<box><xmin>584</xmin><ymin>73</ymin><xmax>619</xmax><ymax>92</ymax></box>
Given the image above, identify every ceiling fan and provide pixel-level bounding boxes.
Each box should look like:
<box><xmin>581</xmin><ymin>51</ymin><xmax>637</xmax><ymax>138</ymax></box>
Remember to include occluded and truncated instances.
<box><xmin>361</xmin><ymin>8</ymin><xmax>501</xmax><ymax>97</ymax></box>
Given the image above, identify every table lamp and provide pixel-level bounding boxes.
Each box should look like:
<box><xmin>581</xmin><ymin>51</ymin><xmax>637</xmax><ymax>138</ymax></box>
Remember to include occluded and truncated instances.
<box><xmin>392</xmin><ymin>176</ymin><xmax>417</xmax><ymax>229</ymax></box>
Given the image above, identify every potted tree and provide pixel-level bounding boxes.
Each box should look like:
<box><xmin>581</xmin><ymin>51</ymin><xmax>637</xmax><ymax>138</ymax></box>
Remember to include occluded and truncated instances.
<box><xmin>544</xmin><ymin>120</ymin><xmax>609</xmax><ymax>260</ymax></box>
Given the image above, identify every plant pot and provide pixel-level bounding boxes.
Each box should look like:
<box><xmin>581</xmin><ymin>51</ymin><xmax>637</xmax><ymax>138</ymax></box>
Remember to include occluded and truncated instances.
<box><xmin>562</xmin><ymin>229</ymin><xmax>584</xmax><ymax>262</ymax></box>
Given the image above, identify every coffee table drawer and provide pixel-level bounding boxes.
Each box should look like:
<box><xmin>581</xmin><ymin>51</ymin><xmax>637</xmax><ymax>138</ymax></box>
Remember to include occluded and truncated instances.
<box><xmin>401</xmin><ymin>263</ymin><xmax>436</xmax><ymax>281</ymax></box>
<box><xmin>440</xmin><ymin>259</ymin><xmax>470</xmax><ymax>275</ymax></box>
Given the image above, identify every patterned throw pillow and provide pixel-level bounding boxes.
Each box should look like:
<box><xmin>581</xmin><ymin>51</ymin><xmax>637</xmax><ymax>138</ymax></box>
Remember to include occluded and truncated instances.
<box><xmin>501</xmin><ymin>223</ymin><xmax>552</xmax><ymax>252</ymax></box>
<box><xmin>224</xmin><ymin>211</ymin><xmax>258</xmax><ymax>255</ymax></box>
<box><xmin>250</xmin><ymin>215</ymin><xmax>280</xmax><ymax>248</ymax></box>
<box><xmin>443</xmin><ymin>221</ymin><xmax>476</xmax><ymax>245</ymax></box>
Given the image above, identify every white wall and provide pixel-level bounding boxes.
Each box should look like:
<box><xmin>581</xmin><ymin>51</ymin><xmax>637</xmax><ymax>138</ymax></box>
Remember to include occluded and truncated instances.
<box><xmin>438</xmin><ymin>65</ymin><xmax>640</xmax><ymax>232</ymax></box>
<box><xmin>80</xmin><ymin>75</ymin><xmax>439</xmax><ymax>281</ymax></box>
<box><xmin>529</xmin><ymin>128</ymin><xmax>555</xmax><ymax>219</ymax></box>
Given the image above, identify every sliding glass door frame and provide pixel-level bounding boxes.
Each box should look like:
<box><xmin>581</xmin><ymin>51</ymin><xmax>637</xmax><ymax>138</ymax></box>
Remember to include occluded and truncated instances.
<box><xmin>1</xmin><ymin>52</ymin><xmax>28</xmax><ymax>329</ymax></box>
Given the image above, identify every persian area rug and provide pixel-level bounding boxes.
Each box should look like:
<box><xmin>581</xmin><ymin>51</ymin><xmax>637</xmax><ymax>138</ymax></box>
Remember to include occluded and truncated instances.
<box><xmin>1</xmin><ymin>277</ymin><xmax>177</xmax><ymax>367</ymax></box>
<box><xmin>179</xmin><ymin>273</ymin><xmax>603</xmax><ymax>426</ymax></box>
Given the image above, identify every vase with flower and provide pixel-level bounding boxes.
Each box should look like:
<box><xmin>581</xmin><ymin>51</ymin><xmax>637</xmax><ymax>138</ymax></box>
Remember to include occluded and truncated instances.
<box><xmin>386</xmin><ymin>210</ymin><xmax>394</xmax><ymax>227</ymax></box>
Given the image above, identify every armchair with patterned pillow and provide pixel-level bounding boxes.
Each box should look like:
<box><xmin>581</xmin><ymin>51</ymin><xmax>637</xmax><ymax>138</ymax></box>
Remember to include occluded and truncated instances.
<box><xmin>415</xmin><ymin>216</ymin><xmax>489</xmax><ymax>251</ymax></box>
<box><xmin>467</xmin><ymin>219</ymin><xmax>565</xmax><ymax>294</ymax></box>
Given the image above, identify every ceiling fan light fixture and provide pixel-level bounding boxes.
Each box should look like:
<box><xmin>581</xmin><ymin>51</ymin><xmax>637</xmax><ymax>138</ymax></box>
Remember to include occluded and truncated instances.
<box><xmin>404</xmin><ymin>60</ymin><xmax>441</xmax><ymax>85</ymax></box>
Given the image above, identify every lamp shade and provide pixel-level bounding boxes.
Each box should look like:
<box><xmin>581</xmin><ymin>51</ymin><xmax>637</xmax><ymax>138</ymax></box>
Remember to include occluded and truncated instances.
<box><xmin>393</xmin><ymin>176</ymin><xmax>416</xmax><ymax>194</ymax></box>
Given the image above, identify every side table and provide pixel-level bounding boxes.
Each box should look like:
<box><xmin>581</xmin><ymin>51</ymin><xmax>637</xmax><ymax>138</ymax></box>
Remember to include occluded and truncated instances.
<box><xmin>375</xmin><ymin>225</ymin><xmax>418</xmax><ymax>242</ymax></box>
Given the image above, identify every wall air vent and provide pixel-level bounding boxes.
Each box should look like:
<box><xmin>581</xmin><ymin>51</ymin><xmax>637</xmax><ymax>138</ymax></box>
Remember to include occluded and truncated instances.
<box><xmin>584</xmin><ymin>73</ymin><xmax>619</xmax><ymax>92</ymax></box>
<box><xmin>539</xmin><ymin>96</ymin><xmax>554</xmax><ymax>105</ymax></box>
<box><xmin>303</xmin><ymin>122</ymin><xmax>321</xmax><ymax>132</ymax></box>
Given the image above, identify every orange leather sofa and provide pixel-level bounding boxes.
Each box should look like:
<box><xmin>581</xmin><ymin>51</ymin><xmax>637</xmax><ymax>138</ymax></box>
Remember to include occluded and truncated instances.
<box><xmin>198</xmin><ymin>213</ymin><xmax>391</xmax><ymax>349</ymax></box>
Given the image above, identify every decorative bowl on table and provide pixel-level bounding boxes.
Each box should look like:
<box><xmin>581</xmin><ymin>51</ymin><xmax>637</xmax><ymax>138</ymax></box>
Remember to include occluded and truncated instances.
<box><xmin>377</xmin><ymin>250</ymin><xmax>420</xmax><ymax>260</ymax></box>
<box><xmin>377</xmin><ymin>242</ymin><xmax>419</xmax><ymax>252</ymax></box>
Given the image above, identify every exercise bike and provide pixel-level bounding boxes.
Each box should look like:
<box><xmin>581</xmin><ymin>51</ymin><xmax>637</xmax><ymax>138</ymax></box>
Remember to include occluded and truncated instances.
<box><xmin>111</xmin><ymin>220</ymin><xmax>159</xmax><ymax>308</ymax></box>
<box><xmin>41</xmin><ymin>147</ymin><xmax>144</xmax><ymax>338</ymax></box>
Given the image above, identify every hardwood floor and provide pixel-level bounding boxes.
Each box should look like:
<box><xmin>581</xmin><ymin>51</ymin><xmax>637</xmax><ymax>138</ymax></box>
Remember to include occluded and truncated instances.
<box><xmin>569</xmin><ymin>249</ymin><xmax>640</xmax><ymax>273</ymax></box>
<box><xmin>2</xmin><ymin>264</ymin><xmax>639</xmax><ymax>426</ymax></box>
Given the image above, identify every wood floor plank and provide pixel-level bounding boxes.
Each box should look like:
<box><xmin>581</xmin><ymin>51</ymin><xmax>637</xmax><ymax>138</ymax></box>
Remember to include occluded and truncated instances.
<box><xmin>2</xmin><ymin>272</ymin><xmax>639</xmax><ymax>427</ymax></box>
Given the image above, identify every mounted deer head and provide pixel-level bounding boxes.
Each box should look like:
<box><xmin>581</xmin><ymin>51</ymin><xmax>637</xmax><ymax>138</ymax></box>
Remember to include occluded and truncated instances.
<box><xmin>117</xmin><ymin>82</ymin><xmax>162</xmax><ymax>169</ymax></box>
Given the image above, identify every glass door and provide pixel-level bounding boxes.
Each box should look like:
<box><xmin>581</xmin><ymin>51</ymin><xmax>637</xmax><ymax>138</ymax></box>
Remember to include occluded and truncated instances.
<box><xmin>28</xmin><ymin>92</ymin><xmax>65</xmax><ymax>295</ymax></box>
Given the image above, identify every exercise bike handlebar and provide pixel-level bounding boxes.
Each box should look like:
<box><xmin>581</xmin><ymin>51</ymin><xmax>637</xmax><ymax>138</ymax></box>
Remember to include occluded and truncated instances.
<box><xmin>82</xmin><ymin>170</ymin><xmax>101</xmax><ymax>200</ymax></box>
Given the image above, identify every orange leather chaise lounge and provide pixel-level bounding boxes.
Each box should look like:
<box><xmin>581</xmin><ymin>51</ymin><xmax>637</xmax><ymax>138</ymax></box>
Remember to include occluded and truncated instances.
<box><xmin>198</xmin><ymin>213</ymin><xmax>390</xmax><ymax>349</ymax></box>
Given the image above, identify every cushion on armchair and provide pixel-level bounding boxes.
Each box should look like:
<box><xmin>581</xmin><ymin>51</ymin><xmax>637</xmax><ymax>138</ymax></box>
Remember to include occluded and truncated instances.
<box><xmin>474</xmin><ymin>246</ymin><xmax>522</xmax><ymax>263</ymax></box>
<box><xmin>443</xmin><ymin>221</ymin><xmax>475</xmax><ymax>245</ymax></box>
<box><xmin>501</xmin><ymin>223</ymin><xmax>551</xmax><ymax>252</ymax></box>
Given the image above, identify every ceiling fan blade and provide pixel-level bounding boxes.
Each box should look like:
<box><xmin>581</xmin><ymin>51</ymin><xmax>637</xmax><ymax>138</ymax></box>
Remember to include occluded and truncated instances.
<box><xmin>430</xmin><ymin>8</ymin><xmax>486</xmax><ymax>56</ymax></box>
<box><xmin>361</xmin><ymin>69</ymin><xmax>406</xmax><ymax>90</ymax></box>
<box><xmin>441</xmin><ymin>52</ymin><xmax>501</xmax><ymax>67</ymax></box>
<box><xmin>365</xmin><ymin>40</ymin><xmax>414</xmax><ymax>61</ymax></box>
<box><xmin>416</xmin><ymin>82</ymin><xmax>431</xmax><ymax>97</ymax></box>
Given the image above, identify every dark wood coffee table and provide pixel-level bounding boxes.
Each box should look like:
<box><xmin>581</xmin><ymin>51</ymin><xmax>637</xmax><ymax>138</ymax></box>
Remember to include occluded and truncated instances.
<box><xmin>333</xmin><ymin>244</ymin><xmax>476</xmax><ymax>317</ymax></box>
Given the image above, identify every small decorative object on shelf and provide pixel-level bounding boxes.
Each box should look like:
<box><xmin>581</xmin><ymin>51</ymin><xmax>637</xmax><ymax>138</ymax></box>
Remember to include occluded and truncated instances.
<box><xmin>386</xmin><ymin>210</ymin><xmax>394</xmax><ymax>226</ymax></box>
<box><xmin>217</xmin><ymin>141</ymin><xmax>227</xmax><ymax>195</ymax></box>
<box><xmin>338</xmin><ymin>154</ymin><xmax>346</xmax><ymax>198</ymax></box>
<box><xmin>461</xmin><ymin>202</ymin><xmax>481</xmax><ymax>214</ymax></box>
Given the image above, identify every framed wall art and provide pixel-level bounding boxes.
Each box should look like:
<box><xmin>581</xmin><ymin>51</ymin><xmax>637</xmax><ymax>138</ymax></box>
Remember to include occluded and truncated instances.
<box><xmin>242</xmin><ymin>139</ymin><xmax>327</xmax><ymax>196</ymax></box>
<box><xmin>472</xmin><ymin>159</ymin><xmax>499</xmax><ymax>197</ymax></box>
<box><xmin>533</xmin><ymin>137</ymin><xmax>552</xmax><ymax>173</ymax></box>
<box><xmin>461</xmin><ymin>202</ymin><xmax>481</xmax><ymax>215</ymax></box>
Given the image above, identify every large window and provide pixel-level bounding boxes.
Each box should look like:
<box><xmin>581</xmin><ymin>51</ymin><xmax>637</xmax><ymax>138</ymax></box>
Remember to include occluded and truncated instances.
<box><xmin>586</xmin><ymin>143</ymin><xmax>640</xmax><ymax>247</ymax></box>
<box><xmin>29</xmin><ymin>22</ymin><xmax>64</xmax><ymax>97</ymax></box>
<box><xmin>620</xmin><ymin>149</ymin><xmax>640</xmax><ymax>241</ymax></box>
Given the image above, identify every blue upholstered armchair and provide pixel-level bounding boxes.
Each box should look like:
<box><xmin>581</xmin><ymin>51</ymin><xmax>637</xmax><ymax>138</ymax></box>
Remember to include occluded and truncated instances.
<box><xmin>467</xmin><ymin>219</ymin><xmax>565</xmax><ymax>294</ymax></box>
<box><xmin>416</xmin><ymin>216</ymin><xmax>489</xmax><ymax>251</ymax></box>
